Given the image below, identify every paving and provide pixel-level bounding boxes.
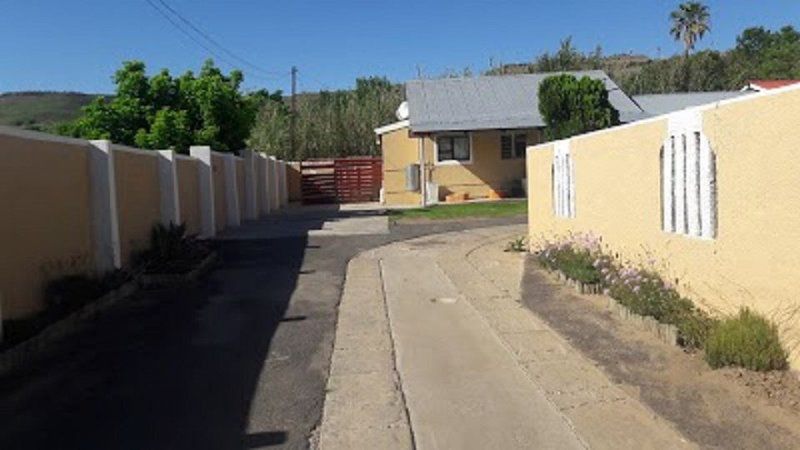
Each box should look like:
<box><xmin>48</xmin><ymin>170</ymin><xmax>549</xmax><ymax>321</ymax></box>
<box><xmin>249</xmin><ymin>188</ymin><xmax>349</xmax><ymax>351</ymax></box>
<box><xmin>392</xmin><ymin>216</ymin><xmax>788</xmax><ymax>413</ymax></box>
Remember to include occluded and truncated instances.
<box><xmin>319</xmin><ymin>226</ymin><xmax>696</xmax><ymax>449</ymax></box>
<box><xmin>0</xmin><ymin>204</ymin><xmax>523</xmax><ymax>450</ymax></box>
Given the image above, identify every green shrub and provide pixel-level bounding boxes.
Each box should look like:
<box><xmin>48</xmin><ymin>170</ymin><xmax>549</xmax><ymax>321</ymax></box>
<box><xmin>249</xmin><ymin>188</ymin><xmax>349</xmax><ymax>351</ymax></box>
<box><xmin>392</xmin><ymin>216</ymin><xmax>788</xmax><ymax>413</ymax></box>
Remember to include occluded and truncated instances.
<box><xmin>504</xmin><ymin>237</ymin><xmax>527</xmax><ymax>253</ymax></box>
<box><xmin>538</xmin><ymin>245</ymin><xmax>599</xmax><ymax>283</ymax></box>
<box><xmin>704</xmin><ymin>308</ymin><xmax>788</xmax><ymax>371</ymax></box>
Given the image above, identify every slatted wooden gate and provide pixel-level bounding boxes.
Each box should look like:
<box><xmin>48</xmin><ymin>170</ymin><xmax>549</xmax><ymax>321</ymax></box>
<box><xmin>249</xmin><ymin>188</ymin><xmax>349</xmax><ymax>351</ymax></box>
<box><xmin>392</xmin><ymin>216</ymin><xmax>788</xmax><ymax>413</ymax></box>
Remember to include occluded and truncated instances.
<box><xmin>301</xmin><ymin>157</ymin><xmax>382</xmax><ymax>204</ymax></box>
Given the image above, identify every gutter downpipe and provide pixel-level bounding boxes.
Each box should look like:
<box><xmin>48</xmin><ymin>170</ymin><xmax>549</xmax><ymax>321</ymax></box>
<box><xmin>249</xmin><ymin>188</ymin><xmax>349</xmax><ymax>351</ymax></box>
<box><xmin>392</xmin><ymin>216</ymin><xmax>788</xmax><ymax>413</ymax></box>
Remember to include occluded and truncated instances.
<box><xmin>418</xmin><ymin>135</ymin><xmax>427</xmax><ymax>208</ymax></box>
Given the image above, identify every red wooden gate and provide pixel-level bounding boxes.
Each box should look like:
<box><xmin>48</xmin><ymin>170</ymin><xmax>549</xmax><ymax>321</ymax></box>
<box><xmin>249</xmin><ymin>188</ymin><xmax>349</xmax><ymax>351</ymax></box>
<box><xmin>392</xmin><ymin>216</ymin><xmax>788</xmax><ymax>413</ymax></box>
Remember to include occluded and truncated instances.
<box><xmin>301</xmin><ymin>157</ymin><xmax>382</xmax><ymax>204</ymax></box>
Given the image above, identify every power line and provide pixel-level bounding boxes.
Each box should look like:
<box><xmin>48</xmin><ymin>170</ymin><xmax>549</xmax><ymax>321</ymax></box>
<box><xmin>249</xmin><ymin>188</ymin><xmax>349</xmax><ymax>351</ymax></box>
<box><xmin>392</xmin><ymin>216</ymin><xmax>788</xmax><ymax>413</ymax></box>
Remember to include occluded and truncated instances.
<box><xmin>154</xmin><ymin>0</ymin><xmax>285</xmax><ymax>78</ymax></box>
<box><xmin>143</xmin><ymin>0</ymin><xmax>287</xmax><ymax>82</ymax></box>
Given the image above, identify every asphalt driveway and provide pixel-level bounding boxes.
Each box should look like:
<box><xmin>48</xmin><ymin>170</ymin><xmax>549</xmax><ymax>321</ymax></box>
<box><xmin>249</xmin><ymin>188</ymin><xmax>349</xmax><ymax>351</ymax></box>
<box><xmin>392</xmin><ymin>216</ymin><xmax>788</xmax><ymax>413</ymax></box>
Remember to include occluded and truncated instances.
<box><xmin>0</xmin><ymin>204</ymin><xmax>524</xmax><ymax>450</ymax></box>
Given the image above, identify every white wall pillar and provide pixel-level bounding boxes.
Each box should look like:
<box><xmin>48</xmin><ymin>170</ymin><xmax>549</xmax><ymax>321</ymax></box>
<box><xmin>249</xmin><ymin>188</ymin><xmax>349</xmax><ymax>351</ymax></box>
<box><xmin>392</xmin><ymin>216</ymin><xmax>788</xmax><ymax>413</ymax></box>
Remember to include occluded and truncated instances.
<box><xmin>157</xmin><ymin>150</ymin><xmax>181</xmax><ymax>226</ymax></box>
<box><xmin>88</xmin><ymin>140</ymin><xmax>122</xmax><ymax>271</ymax></box>
<box><xmin>189</xmin><ymin>145</ymin><xmax>215</xmax><ymax>238</ymax></box>
<box><xmin>241</xmin><ymin>150</ymin><xmax>258</xmax><ymax>220</ymax></box>
<box><xmin>269</xmin><ymin>156</ymin><xmax>280</xmax><ymax>211</ymax></box>
<box><xmin>224</xmin><ymin>153</ymin><xmax>241</xmax><ymax>227</ymax></box>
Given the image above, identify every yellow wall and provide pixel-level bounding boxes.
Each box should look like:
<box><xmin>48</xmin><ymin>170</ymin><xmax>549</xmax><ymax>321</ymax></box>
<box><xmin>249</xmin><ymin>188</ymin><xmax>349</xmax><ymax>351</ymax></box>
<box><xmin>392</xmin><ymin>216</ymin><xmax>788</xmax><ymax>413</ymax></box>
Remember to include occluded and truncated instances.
<box><xmin>114</xmin><ymin>149</ymin><xmax>161</xmax><ymax>265</ymax></box>
<box><xmin>380</xmin><ymin>126</ymin><xmax>537</xmax><ymax>205</ymax></box>
<box><xmin>0</xmin><ymin>134</ymin><xmax>94</xmax><ymax>318</ymax></box>
<box><xmin>211</xmin><ymin>153</ymin><xmax>227</xmax><ymax>232</ymax></box>
<box><xmin>381</xmin><ymin>127</ymin><xmax>422</xmax><ymax>206</ymax></box>
<box><xmin>176</xmin><ymin>157</ymin><xmax>201</xmax><ymax>235</ymax></box>
<box><xmin>527</xmin><ymin>88</ymin><xmax>800</xmax><ymax>367</ymax></box>
<box><xmin>426</xmin><ymin>129</ymin><xmax>537</xmax><ymax>199</ymax></box>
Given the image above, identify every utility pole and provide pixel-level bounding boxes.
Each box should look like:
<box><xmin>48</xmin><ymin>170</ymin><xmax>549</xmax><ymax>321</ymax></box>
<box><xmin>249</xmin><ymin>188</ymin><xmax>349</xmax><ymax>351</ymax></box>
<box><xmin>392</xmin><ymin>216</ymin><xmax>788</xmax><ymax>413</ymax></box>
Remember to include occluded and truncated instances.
<box><xmin>290</xmin><ymin>66</ymin><xmax>298</xmax><ymax>160</ymax></box>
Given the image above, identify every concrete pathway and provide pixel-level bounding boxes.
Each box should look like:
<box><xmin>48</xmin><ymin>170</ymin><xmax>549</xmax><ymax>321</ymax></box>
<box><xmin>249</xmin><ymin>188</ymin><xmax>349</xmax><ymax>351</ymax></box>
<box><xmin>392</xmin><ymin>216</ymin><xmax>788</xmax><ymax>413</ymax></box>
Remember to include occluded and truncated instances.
<box><xmin>0</xmin><ymin>204</ymin><xmax>524</xmax><ymax>450</ymax></box>
<box><xmin>319</xmin><ymin>226</ymin><xmax>695</xmax><ymax>449</ymax></box>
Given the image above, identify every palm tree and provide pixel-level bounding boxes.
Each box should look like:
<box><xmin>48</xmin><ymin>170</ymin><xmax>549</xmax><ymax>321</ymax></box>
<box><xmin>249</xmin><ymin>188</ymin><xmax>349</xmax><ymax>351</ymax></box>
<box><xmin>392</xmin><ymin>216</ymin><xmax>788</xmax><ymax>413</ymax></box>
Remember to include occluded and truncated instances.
<box><xmin>670</xmin><ymin>2</ymin><xmax>711</xmax><ymax>58</ymax></box>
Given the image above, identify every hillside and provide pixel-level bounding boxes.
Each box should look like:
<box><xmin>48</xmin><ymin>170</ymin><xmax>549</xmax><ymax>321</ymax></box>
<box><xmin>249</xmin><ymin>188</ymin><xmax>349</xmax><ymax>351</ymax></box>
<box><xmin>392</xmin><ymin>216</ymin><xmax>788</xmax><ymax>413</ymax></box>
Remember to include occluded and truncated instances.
<box><xmin>0</xmin><ymin>91</ymin><xmax>100</xmax><ymax>131</ymax></box>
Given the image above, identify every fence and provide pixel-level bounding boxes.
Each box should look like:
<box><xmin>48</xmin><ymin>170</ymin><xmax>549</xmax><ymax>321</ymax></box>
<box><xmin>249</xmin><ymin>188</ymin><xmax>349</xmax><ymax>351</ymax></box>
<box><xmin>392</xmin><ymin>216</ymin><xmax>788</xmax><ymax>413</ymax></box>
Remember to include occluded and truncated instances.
<box><xmin>526</xmin><ymin>84</ymin><xmax>800</xmax><ymax>367</ymax></box>
<box><xmin>0</xmin><ymin>126</ymin><xmax>290</xmax><ymax>323</ymax></box>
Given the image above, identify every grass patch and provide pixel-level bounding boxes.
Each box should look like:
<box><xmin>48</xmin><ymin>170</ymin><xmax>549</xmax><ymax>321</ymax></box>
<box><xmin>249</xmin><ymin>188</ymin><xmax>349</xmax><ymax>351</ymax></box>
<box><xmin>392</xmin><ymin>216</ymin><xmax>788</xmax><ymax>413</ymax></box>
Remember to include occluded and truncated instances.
<box><xmin>705</xmin><ymin>308</ymin><xmax>788</xmax><ymax>371</ymax></box>
<box><xmin>389</xmin><ymin>200</ymin><xmax>526</xmax><ymax>221</ymax></box>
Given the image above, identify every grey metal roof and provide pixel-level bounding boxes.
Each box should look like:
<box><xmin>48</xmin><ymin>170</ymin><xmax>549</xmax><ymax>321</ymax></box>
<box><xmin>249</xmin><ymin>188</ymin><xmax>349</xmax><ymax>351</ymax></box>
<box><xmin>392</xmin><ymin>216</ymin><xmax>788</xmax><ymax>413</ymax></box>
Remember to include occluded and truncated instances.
<box><xmin>633</xmin><ymin>91</ymin><xmax>750</xmax><ymax>116</ymax></box>
<box><xmin>405</xmin><ymin>70</ymin><xmax>647</xmax><ymax>133</ymax></box>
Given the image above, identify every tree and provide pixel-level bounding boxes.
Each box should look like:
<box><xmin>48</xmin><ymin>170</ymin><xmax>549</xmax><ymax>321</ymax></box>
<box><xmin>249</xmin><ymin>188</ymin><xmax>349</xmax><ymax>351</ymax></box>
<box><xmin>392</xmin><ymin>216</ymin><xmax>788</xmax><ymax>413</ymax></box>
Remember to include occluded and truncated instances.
<box><xmin>248</xmin><ymin>76</ymin><xmax>402</xmax><ymax>160</ymax></box>
<box><xmin>61</xmin><ymin>59</ymin><xmax>262</xmax><ymax>153</ymax></box>
<box><xmin>538</xmin><ymin>74</ymin><xmax>620</xmax><ymax>141</ymax></box>
<box><xmin>670</xmin><ymin>2</ymin><xmax>711</xmax><ymax>58</ymax></box>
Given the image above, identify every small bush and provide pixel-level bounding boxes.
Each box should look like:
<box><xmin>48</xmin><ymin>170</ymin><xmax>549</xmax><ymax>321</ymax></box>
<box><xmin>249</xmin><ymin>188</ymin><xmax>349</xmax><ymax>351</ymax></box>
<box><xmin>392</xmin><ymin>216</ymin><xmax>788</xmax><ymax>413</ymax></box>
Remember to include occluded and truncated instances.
<box><xmin>132</xmin><ymin>222</ymin><xmax>209</xmax><ymax>273</ymax></box>
<box><xmin>504</xmin><ymin>237</ymin><xmax>527</xmax><ymax>253</ymax></box>
<box><xmin>705</xmin><ymin>308</ymin><xmax>788</xmax><ymax>371</ymax></box>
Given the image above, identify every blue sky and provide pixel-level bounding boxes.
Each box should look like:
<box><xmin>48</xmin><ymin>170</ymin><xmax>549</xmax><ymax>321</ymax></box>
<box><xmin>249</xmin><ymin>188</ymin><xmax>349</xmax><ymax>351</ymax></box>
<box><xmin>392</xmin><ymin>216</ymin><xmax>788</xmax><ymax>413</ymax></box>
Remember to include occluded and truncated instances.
<box><xmin>1</xmin><ymin>0</ymin><xmax>798</xmax><ymax>94</ymax></box>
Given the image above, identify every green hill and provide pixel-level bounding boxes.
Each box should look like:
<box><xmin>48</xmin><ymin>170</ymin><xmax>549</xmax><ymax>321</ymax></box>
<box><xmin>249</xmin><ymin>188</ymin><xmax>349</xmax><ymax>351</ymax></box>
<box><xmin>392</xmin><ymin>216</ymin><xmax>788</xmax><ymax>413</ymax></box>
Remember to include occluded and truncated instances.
<box><xmin>0</xmin><ymin>91</ymin><xmax>101</xmax><ymax>131</ymax></box>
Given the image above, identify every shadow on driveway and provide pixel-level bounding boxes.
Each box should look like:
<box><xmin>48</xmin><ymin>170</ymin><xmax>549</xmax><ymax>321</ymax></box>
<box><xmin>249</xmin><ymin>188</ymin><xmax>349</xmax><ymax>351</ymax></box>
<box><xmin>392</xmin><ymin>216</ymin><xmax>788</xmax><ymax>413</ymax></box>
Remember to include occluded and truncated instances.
<box><xmin>0</xmin><ymin>204</ymin><xmax>525</xmax><ymax>449</ymax></box>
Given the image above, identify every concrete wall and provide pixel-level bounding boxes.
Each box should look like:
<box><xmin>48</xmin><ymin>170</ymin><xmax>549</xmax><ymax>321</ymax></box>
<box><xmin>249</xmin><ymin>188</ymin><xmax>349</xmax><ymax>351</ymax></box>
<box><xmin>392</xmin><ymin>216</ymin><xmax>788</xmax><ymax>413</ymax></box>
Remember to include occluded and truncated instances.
<box><xmin>0</xmin><ymin>130</ymin><xmax>94</xmax><ymax>318</ymax></box>
<box><xmin>113</xmin><ymin>147</ymin><xmax>162</xmax><ymax>265</ymax></box>
<box><xmin>235</xmin><ymin>157</ymin><xmax>245</xmax><ymax>219</ymax></box>
<box><xmin>211</xmin><ymin>153</ymin><xmax>227</xmax><ymax>232</ymax></box>
<box><xmin>526</xmin><ymin>86</ymin><xmax>800</xmax><ymax>367</ymax></box>
<box><xmin>287</xmin><ymin>162</ymin><xmax>302</xmax><ymax>202</ymax></box>
<box><xmin>0</xmin><ymin>127</ymin><xmax>290</xmax><ymax>323</ymax></box>
<box><xmin>380</xmin><ymin>126</ymin><xmax>538</xmax><ymax>205</ymax></box>
<box><xmin>176</xmin><ymin>157</ymin><xmax>201</xmax><ymax>235</ymax></box>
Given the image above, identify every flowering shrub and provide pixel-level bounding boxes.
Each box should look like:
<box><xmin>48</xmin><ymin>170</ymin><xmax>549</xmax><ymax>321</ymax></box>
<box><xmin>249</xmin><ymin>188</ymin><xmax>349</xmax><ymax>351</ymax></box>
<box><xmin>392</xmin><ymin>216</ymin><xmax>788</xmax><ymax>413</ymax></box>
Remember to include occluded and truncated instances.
<box><xmin>596</xmin><ymin>259</ymin><xmax>715</xmax><ymax>348</ymax></box>
<box><xmin>536</xmin><ymin>233</ymin><xmax>715</xmax><ymax>349</ymax></box>
<box><xmin>537</xmin><ymin>233</ymin><xmax>602</xmax><ymax>284</ymax></box>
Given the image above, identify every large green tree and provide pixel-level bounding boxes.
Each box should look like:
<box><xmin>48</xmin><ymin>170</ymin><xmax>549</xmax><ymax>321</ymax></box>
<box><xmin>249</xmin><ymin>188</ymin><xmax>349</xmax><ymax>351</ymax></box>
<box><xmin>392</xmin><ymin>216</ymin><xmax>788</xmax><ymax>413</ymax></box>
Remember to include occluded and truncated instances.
<box><xmin>538</xmin><ymin>74</ymin><xmax>620</xmax><ymax>141</ymax></box>
<box><xmin>61</xmin><ymin>60</ymin><xmax>264</xmax><ymax>153</ymax></box>
<box><xmin>670</xmin><ymin>2</ymin><xmax>711</xmax><ymax>58</ymax></box>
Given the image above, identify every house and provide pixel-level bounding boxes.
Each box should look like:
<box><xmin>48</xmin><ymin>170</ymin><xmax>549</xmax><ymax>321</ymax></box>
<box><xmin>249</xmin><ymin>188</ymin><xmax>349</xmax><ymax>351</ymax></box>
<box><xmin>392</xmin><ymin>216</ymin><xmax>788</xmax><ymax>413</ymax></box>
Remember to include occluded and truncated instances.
<box><xmin>375</xmin><ymin>70</ymin><xmax>647</xmax><ymax>206</ymax></box>
<box><xmin>633</xmin><ymin>91</ymin><xmax>748</xmax><ymax>116</ymax></box>
<box><xmin>741</xmin><ymin>79</ymin><xmax>800</xmax><ymax>92</ymax></box>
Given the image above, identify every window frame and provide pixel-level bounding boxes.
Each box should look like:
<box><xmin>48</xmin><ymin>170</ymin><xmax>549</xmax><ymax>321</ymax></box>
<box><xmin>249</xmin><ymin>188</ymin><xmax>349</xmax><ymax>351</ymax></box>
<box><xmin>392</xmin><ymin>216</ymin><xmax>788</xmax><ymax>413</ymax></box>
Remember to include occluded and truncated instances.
<box><xmin>500</xmin><ymin>131</ymin><xmax>528</xmax><ymax>159</ymax></box>
<box><xmin>434</xmin><ymin>132</ymin><xmax>473</xmax><ymax>165</ymax></box>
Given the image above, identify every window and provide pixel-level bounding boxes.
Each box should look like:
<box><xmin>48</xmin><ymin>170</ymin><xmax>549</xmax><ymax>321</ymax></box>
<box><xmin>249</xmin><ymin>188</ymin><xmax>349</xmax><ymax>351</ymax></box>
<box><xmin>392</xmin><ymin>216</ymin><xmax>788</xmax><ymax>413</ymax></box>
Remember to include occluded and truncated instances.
<box><xmin>436</xmin><ymin>134</ymin><xmax>471</xmax><ymax>163</ymax></box>
<box><xmin>661</xmin><ymin>130</ymin><xmax>716</xmax><ymax>239</ymax></box>
<box><xmin>552</xmin><ymin>141</ymin><xmax>575</xmax><ymax>218</ymax></box>
<box><xmin>501</xmin><ymin>132</ymin><xmax>527</xmax><ymax>159</ymax></box>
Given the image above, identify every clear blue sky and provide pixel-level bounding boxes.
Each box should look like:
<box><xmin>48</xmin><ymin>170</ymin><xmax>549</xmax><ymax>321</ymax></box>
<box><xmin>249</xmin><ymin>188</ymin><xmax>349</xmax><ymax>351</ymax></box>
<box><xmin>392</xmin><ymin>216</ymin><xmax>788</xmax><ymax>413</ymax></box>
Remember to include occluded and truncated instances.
<box><xmin>1</xmin><ymin>0</ymin><xmax>798</xmax><ymax>94</ymax></box>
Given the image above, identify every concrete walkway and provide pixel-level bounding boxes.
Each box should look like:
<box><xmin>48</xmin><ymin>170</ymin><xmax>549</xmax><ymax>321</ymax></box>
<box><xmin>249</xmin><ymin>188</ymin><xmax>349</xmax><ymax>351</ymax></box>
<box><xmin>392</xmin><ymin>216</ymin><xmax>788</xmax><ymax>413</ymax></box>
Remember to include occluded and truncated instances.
<box><xmin>319</xmin><ymin>226</ymin><xmax>695</xmax><ymax>449</ymax></box>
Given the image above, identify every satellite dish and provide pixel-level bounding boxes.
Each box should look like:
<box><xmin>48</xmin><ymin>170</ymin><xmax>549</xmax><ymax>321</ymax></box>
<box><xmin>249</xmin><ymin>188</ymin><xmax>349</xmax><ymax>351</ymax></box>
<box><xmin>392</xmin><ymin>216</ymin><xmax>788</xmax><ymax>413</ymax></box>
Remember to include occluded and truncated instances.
<box><xmin>396</xmin><ymin>101</ymin><xmax>409</xmax><ymax>120</ymax></box>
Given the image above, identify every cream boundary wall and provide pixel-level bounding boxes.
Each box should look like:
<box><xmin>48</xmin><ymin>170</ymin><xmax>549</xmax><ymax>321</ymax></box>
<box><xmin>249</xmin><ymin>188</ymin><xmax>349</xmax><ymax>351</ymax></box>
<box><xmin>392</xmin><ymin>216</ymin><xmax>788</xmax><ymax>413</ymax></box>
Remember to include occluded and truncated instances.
<box><xmin>526</xmin><ymin>86</ymin><xmax>800</xmax><ymax>367</ymax></box>
<box><xmin>380</xmin><ymin>126</ymin><xmax>537</xmax><ymax>205</ymax></box>
<box><xmin>0</xmin><ymin>125</ymin><xmax>289</xmax><ymax>322</ymax></box>
<box><xmin>0</xmin><ymin>131</ymin><xmax>94</xmax><ymax>318</ymax></box>
<box><xmin>176</xmin><ymin>156</ymin><xmax>202</xmax><ymax>235</ymax></box>
<box><xmin>113</xmin><ymin>146</ymin><xmax>162</xmax><ymax>266</ymax></box>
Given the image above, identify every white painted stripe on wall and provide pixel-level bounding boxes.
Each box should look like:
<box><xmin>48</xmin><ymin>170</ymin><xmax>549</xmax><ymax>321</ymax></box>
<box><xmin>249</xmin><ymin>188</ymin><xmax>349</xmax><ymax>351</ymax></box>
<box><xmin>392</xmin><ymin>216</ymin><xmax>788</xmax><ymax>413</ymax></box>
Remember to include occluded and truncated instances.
<box><xmin>662</xmin><ymin>138</ymin><xmax>674</xmax><ymax>232</ymax></box>
<box><xmin>699</xmin><ymin>136</ymin><xmax>717</xmax><ymax>239</ymax></box>
<box><xmin>686</xmin><ymin>134</ymin><xmax>700</xmax><ymax>236</ymax></box>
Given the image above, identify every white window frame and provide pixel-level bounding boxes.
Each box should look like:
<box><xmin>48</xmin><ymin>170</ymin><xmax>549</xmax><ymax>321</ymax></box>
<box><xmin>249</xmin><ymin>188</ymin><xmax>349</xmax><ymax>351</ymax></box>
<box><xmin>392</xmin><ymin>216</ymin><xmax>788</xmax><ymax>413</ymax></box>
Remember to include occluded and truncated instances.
<box><xmin>434</xmin><ymin>132</ymin><xmax>473</xmax><ymax>166</ymax></box>
<box><xmin>552</xmin><ymin>140</ymin><xmax>575</xmax><ymax>218</ymax></box>
<box><xmin>662</xmin><ymin>110</ymin><xmax>717</xmax><ymax>239</ymax></box>
<box><xmin>501</xmin><ymin>131</ymin><xmax>527</xmax><ymax>159</ymax></box>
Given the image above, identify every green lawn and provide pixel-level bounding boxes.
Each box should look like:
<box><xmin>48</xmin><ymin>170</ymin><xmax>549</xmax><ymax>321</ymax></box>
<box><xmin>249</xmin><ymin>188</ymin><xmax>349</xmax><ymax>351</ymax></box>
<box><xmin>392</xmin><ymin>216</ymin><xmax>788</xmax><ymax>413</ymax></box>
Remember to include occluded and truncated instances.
<box><xmin>388</xmin><ymin>200</ymin><xmax>527</xmax><ymax>221</ymax></box>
